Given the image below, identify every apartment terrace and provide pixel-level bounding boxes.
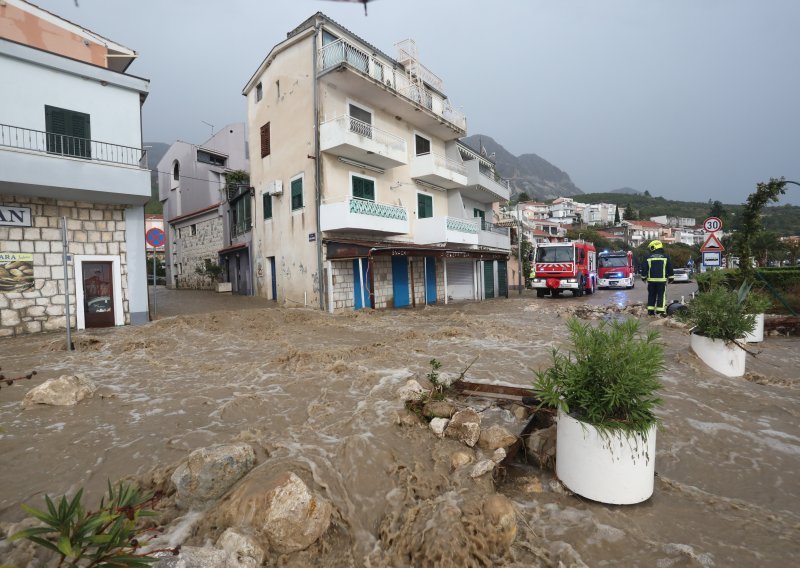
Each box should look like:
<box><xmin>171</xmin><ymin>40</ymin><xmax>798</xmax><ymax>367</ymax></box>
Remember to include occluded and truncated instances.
<box><xmin>320</xmin><ymin>115</ymin><xmax>407</xmax><ymax>170</ymax></box>
<box><xmin>320</xmin><ymin>196</ymin><xmax>409</xmax><ymax>235</ymax></box>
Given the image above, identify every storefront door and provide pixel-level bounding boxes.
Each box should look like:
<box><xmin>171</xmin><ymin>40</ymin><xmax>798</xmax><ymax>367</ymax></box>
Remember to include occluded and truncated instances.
<box><xmin>82</xmin><ymin>261</ymin><xmax>115</xmax><ymax>327</ymax></box>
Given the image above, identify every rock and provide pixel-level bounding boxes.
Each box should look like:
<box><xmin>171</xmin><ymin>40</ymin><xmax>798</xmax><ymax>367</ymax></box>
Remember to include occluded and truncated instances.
<box><xmin>470</xmin><ymin>459</ymin><xmax>496</xmax><ymax>478</ymax></box>
<box><xmin>483</xmin><ymin>494</ymin><xmax>517</xmax><ymax>549</ymax></box>
<box><xmin>152</xmin><ymin>546</ymin><xmax>227</xmax><ymax>567</ymax></box>
<box><xmin>445</xmin><ymin>408</ymin><xmax>482</xmax><ymax>447</ymax></box>
<box><xmin>450</xmin><ymin>450</ymin><xmax>474</xmax><ymax>470</ymax></box>
<box><xmin>217</xmin><ymin>528</ymin><xmax>266</xmax><ymax>568</ymax></box>
<box><xmin>398</xmin><ymin>379</ymin><xmax>425</xmax><ymax>401</ymax></box>
<box><xmin>549</xmin><ymin>479</ymin><xmax>571</xmax><ymax>495</ymax></box>
<box><xmin>511</xmin><ymin>404</ymin><xmax>529</xmax><ymax>420</ymax></box>
<box><xmin>522</xmin><ymin>478</ymin><xmax>545</xmax><ymax>494</ymax></box>
<box><xmin>171</xmin><ymin>444</ymin><xmax>256</xmax><ymax>510</ymax></box>
<box><xmin>423</xmin><ymin>400</ymin><xmax>455</xmax><ymax>419</ymax></box>
<box><xmin>21</xmin><ymin>374</ymin><xmax>96</xmax><ymax>408</ymax></box>
<box><xmin>526</xmin><ymin>425</ymin><xmax>557</xmax><ymax>469</ymax></box>
<box><xmin>396</xmin><ymin>409</ymin><xmax>423</xmax><ymax>427</ymax></box>
<box><xmin>491</xmin><ymin>448</ymin><xmax>507</xmax><ymax>463</ymax></box>
<box><xmin>220</xmin><ymin>471</ymin><xmax>332</xmax><ymax>554</ymax></box>
<box><xmin>429</xmin><ymin>417</ymin><xmax>449</xmax><ymax>438</ymax></box>
<box><xmin>478</xmin><ymin>424</ymin><xmax>517</xmax><ymax>452</ymax></box>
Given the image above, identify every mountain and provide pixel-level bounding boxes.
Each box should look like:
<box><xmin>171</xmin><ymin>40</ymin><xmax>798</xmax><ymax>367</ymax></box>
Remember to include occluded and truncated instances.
<box><xmin>461</xmin><ymin>135</ymin><xmax>582</xmax><ymax>200</ymax></box>
<box><xmin>610</xmin><ymin>187</ymin><xmax>643</xmax><ymax>195</ymax></box>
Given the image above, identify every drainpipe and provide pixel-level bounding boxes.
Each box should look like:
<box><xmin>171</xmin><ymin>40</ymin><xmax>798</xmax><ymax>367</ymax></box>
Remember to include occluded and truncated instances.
<box><xmin>313</xmin><ymin>21</ymin><xmax>325</xmax><ymax>310</ymax></box>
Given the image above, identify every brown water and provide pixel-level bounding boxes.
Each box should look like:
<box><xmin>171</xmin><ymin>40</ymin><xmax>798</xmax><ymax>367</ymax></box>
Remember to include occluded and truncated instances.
<box><xmin>1</xmin><ymin>288</ymin><xmax>798</xmax><ymax>566</ymax></box>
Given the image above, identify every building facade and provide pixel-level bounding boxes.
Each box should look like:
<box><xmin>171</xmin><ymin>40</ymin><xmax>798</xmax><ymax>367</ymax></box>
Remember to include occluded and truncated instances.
<box><xmin>0</xmin><ymin>0</ymin><xmax>150</xmax><ymax>336</ymax></box>
<box><xmin>157</xmin><ymin>124</ymin><xmax>250</xmax><ymax>292</ymax></box>
<box><xmin>242</xmin><ymin>13</ymin><xmax>510</xmax><ymax>311</ymax></box>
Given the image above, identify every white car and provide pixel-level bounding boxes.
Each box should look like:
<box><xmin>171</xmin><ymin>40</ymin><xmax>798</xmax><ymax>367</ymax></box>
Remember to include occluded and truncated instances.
<box><xmin>672</xmin><ymin>268</ymin><xmax>691</xmax><ymax>283</ymax></box>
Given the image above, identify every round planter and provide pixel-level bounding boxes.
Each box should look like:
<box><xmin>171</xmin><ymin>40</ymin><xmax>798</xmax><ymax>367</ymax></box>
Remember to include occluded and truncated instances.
<box><xmin>690</xmin><ymin>332</ymin><xmax>746</xmax><ymax>377</ymax></box>
<box><xmin>555</xmin><ymin>409</ymin><xmax>656</xmax><ymax>505</ymax></box>
<box><xmin>743</xmin><ymin>313</ymin><xmax>764</xmax><ymax>343</ymax></box>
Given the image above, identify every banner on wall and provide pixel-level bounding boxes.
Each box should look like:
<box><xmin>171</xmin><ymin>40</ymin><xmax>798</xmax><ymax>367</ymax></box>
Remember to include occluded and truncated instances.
<box><xmin>0</xmin><ymin>252</ymin><xmax>35</xmax><ymax>292</ymax></box>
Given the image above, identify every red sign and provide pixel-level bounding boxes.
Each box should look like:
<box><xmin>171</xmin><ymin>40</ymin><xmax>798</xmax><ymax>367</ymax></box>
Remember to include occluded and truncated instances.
<box><xmin>703</xmin><ymin>217</ymin><xmax>723</xmax><ymax>232</ymax></box>
<box><xmin>700</xmin><ymin>233</ymin><xmax>725</xmax><ymax>252</ymax></box>
<box><xmin>146</xmin><ymin>227</ymin><xmax>165</xmax><ymax>248</ymax></box>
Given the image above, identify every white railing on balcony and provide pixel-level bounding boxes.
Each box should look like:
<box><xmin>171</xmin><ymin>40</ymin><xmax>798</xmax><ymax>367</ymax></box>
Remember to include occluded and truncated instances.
<box><xmin>478</xmin><ymin>163</ymin><xmax>510</xmax><ymax>190</ymax></box>
<box><xmin>0</xmin><ymin>123</ymin><xmax>147</xmax><ymax>168</ymax></box>
<box><xmin>419</xmin><ymin>152</ymin><xmax>467</xmax><ymax>177</ymax></box>
<box><xmin>318</xmin><ymin>39</ymin><xmax>466</xmax><ymax>131</ymax></box>
<box><xmin>348</xmin><ymin>196</ymin><xmax>408</xmax><ymax>221</ymax></box>
<box><xmin>323</xmin><ymin>115</ymin><xmax>406</xmax><ymax>154</ymax></box>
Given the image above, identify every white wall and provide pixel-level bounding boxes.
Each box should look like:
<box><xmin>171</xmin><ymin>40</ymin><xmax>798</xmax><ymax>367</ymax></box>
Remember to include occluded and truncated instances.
<box><xmin>125</xmin><ymin>206</ymin><xmax>149</xmax><ymax>324</ymax></box>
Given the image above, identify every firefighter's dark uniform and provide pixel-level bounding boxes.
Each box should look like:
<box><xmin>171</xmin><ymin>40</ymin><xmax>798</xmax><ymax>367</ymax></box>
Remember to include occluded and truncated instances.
<box><xmin>640</xmin><ymin>249</ymin><xmax>674</xmax><ymax>316</ymax></box>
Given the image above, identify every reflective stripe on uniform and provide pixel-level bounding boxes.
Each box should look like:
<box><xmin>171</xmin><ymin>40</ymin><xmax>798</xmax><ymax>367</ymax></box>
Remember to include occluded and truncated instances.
<box><xmin>646</xmin><ymin>257</ymin><xmax>668</xmax><ymax>281</ymax></box>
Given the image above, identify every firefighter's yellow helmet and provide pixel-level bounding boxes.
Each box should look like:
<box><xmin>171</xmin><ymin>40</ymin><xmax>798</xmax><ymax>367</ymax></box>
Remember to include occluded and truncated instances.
<box><xmin>648</xmin><ymin>240</ymin><xmax>664</xmax><ymax>251</ymax></box>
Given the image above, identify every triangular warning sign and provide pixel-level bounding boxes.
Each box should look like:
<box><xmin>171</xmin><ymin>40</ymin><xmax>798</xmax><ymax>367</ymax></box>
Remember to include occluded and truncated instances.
<box><xmin>701</xmin><ymin>233</ymin><xmax>725</xmax><ymax>252</ymax></box>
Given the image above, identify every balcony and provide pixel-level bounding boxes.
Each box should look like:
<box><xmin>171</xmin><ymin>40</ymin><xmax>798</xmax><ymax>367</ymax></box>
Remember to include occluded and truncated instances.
<box><xmin>416</xmin><ymin>216</ymin><xmax>479</xmax><ymax>246</ymax></box>
<box><xmin>320</xmin><ymin>196</ymin><xmax>409</xmax><ymax>235</ymax></box>
<box><xmin>463</xmin><ymin>159</ymin><xmax>511</xmax><ymax>203</ymax></box>
<box><xmin>411</xmin><ymin>153</ymin><xmax>467</xmax><ymax>189</ymax></box>
<box><xmin>320</xmin><ymin>116</ymin><xmax>407</xmax><ymax>170</ymax></box>
<box><xmin>0</xmin><ymin>123</ymin><xmax>150</xmax><ymax>204</ymax></box>
<box><xmin>478</xmin><ymin>221</ymin><xmax>511</xmax><ymax>251</ymax></box>
<box><xmin>317</xmin><ymin>38</ymin><xmax>466</xmax><ymax>141</ymax></box>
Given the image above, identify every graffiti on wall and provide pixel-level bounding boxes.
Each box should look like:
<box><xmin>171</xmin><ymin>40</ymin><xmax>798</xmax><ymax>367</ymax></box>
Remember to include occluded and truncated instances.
<box><xmin>0</xmin><ymin>253</ymin><xmax>34</xmax><ymax>292</ymax></box>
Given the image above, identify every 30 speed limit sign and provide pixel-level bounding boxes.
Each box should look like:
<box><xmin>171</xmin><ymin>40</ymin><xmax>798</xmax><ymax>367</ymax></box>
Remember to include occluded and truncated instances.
<box><xmin>703</xmin><ymin>217</ymin><xmax>723</xmax><ymax>232</ymax></box>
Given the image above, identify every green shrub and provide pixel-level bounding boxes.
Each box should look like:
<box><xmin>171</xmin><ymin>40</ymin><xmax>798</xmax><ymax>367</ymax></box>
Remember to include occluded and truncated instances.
<box><xmin>676</xmin><ymin>284</ymin><xmax>756</xmax><ymax>342</ymax></box>
<box><xmin>532</xmin><ymin>318</ymin><xmax>664</xmax><ymax>436</ymax></box>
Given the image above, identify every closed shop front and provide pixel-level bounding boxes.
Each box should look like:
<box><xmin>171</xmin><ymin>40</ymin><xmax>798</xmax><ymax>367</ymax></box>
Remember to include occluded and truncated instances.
<box><xmin>446</xmin><ymin>258</ymin><xmax>473</xmax><ymax>301</ymax></box>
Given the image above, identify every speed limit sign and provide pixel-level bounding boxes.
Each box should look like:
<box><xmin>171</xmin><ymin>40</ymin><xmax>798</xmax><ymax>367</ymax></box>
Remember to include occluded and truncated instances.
<box><xmin>703</xmin><ymin>217</ymin><xmax>722</xmax><ymax>233</ymax></box>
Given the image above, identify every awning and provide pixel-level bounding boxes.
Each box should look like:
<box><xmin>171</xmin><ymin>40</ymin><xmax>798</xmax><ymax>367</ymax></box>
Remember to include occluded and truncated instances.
<box><xmin>218</xmin><ymin>243</ymin><xmax>248</xmax><ymax>255</ymax></box>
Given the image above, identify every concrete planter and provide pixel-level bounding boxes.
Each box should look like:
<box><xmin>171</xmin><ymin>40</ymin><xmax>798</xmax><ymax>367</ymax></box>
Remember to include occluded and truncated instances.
<box><xmin>743</xmin><ymin>313</ymin><xmax>764</xmax><ymax>343</ymax></box>
<box><xmin>690</xmin><ymin>332</ymin><xmax>746</xmax><ymax>377</ymax></box>
<box><xmin>216</xmin><ymin>282</ymin><xmax>232</xmax><ymax>293</ymax></box>
<box><xmin>555</xmin><ymin>408</ymin><xmax>656</xmax><ymax>505</ymax></box>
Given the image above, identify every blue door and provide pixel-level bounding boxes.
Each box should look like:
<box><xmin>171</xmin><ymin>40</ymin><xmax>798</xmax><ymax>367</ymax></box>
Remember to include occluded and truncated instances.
<box><xmin>425</xmin><ymin>256</ymin><xmax>437</xmax><ymax>304</ymax></box>
<box><xmin>392</xmin><ymin>256</ymin><xmax>410</xmax><ymax>308</ymax></box>
<box><xmin>353</xmin><ymin>259</ymin><xmax>369</xmax><ymax>309</ymax></box>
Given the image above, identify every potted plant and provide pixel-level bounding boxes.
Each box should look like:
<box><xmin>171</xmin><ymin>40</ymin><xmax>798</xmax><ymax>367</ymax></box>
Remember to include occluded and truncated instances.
<box><xmin>742</xmin><ymin>288</ymin><xmax>771</xmax><ymax>343</ymax></box>
<box><xmin>195</xmin><ymin>260</ymin><xmax>228</xmax><ymax>292</ymax></box>
<box><xmin>532</xmin><ymin>318</ymin><xmax>664</xmax><ymax>505</ymax></box>
<box><xmin>676</xmin><ymin>283</ymin><xmax>756</xmax><ymax>377</ymax></box>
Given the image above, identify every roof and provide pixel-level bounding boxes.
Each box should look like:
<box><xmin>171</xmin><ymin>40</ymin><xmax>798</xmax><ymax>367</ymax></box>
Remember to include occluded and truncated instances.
<box><xmin>219</xmin><ymin>243</ymin><xmax>248</xmax><ymax>255</ymax></box>
<box><xmin>168</xmin><ymin>202</ymin><xmax>221</xmax><ymax>224</ymax></box>
<box><xmin>627</xmin><ymin>220</ymin><xmax>664</xmax><ymax>228</ymax></box>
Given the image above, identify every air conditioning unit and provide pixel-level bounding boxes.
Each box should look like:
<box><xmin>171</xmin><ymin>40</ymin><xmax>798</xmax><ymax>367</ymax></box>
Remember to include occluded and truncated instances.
<box><xmin>267</xmin><ymin>180</ymin><xmax>283</xmax><ymax>195</ymax></box>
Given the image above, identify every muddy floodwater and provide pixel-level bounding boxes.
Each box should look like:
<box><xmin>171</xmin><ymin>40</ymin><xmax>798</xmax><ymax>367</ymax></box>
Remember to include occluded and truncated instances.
<box><xmin>1</xmin><ymin>288</ymin><xmax>798</xmax><ymax>566</ymax></box>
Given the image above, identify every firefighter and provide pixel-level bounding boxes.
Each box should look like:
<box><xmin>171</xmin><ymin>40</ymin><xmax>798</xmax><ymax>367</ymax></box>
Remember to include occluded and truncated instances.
<box><xmin>640</xmin><ymin>240</ymin><xmax>674</xmax><ymax>316</ymax></box>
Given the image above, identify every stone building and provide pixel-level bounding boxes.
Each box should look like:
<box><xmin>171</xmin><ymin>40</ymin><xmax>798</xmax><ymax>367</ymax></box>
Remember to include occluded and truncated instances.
<box><xmin>0</xmin><ymin>0</ymin><xmax>150</xmax><ymax>336</ymax></box>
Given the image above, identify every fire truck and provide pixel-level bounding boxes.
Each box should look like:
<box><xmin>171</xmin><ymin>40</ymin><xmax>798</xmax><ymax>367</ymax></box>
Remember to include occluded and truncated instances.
<box><xmin>531</xmin><ymin>240</ymin><xmax>598</xmax><ymax>298</ymax></box>
<box><xmin>597</xmin><ymin>250</ymin><xmax>635</xmax><ymax>289</ymax></box>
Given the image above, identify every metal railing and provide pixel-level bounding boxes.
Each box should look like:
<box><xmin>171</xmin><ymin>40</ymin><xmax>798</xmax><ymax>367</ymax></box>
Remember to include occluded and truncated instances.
<box><xmin>323</xmin><ymin>115</ymin><xmax>407</xmax><ymax>155</ymax></box>
<box><xmin>349</xmin><ymin>196</ymin><xmax>408</xmax><ymax>221</ymax></box>
<box><xmin>446</xmin><ymin>216</ymin><xmax>479</xmax><ymax>234</ymax></box>
<box><xmin>231</xmin><ymin>219</ymin><xmax>252</xmax><ymax>238</ymax></box>
<box><xmin>0</xmin><ymin>123</ymin><xmax>147</xmax><ymax>168</ymax></box>
<box><xmin>478</xmin><ymin>162</ymin><xmax>510</xmax><ymax>188</ymax></box>
<box><xmin>480</xmin><ymin>221</ymin><xmax>510</xmax><ymax>236</ymax></box>
<box><xmin>318</xmin><ymin>39</ymin><xmax>466</xmax><ymax>131</ymax></box>
<box><xmin>419</xmin><ymin>152</ymin><xmax>467</xmax><ymax>177</ymax></box>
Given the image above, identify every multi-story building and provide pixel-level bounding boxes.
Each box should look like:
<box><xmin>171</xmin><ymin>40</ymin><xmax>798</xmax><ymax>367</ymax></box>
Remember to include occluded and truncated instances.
<box><xmin>0</xmin><ymin>0</ymin><xmax>150</xmax><ymax>335</ymax></box>
<box><xmin>242</xmin><ymin>13</ymin><xmax>510</xmax><ymax>311</ymax></box>
<box><xmin>650</xmin><ymin>215</ymin><xmax>696</xmax><ymax>228</ymax></box>
<box><xmin>157</xmin><ymin>124</ymin><xmax>250</xmax><ymax>292</ymax></box>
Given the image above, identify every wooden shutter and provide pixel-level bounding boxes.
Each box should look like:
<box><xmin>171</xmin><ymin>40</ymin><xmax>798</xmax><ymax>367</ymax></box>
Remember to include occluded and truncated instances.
<box><xmin>263</xmin><ymin>194</ymin><xmax>272</xmax><ymax>219</ymax></box>
<box><xmin>260</xmin><ymin>122</ymin><xmax>271</xmax><ymax>158</ymax></box>
<box><xmin>291</xmin><ymin>177</ymin><xmax>303</xmax><ymax>210</ymax></box>
<box><xmin>418</xmin><ymin>193</ymin><xmax>432</xmax><ymax>219</ymax></box>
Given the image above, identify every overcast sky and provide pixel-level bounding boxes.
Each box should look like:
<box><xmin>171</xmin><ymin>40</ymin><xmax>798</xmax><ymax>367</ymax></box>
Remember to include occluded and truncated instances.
<box><xmin>31</xmin><ymin>0</ymin><xmax>800</xmax><ymax>205</ymax></box>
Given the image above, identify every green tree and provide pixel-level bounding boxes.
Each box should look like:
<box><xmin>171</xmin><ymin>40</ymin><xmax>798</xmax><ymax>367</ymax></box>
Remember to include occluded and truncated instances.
<box><xmin>707</xmin><ymin>200</ymin><xmax>728</xmax><ymax>226</ymax></box>
<box><xmin>516</xmin><ymin>191</ymin><xmax>531</xmax><ymax>204</ymax></box>
<box><xmin>614</xmin><ymin>205</ymin><xmax>620</xmax><ymax>225</ymax></box>
<box><xmin>736</xmin><ymin>178</ymin><xmax>788</xmax><ymax>280</ymax></box>
<box><xmin>644</xmin><ymin>190</ymin><xmax>652</xmax><ymax>197</ymax></box>
<box><xmin>624</xmin><ymin>203</ymin><xmax>639</xmax><ymax>221</ymax></box>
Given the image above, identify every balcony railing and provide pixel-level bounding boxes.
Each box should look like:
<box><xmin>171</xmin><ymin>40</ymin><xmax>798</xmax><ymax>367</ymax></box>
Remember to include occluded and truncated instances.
<box><xmin>0</xmin><ymin>123</ymin><xmax>147</xmax><ymax>168</ymax></box>
<box><xmin>481</xmin><ymin>221</ymin><xmax>510</xmax><ymax>236</ymax></box>
<box><xmin>324</xmin><ymin>115</ymin><xmax>406</xmax><ymax>155</ymax></box>
<box><xmin>478</xmin><ymin>163</ymin><xmax>510</xmax><ymax>189</ymax></box>
<box><xmin>422</xmin><ymin>152</ymin><xmax>467</xmax><ymax>177</ymax></box>
<box><xmin>446</xmin><ymin>217</ymin><xmax>479</xmax><ymax>234</ymax></box>
<box><xmin>349</xmin><ymin>196</ymin><xmax>408</xmax><ymax>221</ymax></box>
<box><xmin>318</xmin><ymin>39</ymin><xmax>466</xmax><ymax>131</ymax></box>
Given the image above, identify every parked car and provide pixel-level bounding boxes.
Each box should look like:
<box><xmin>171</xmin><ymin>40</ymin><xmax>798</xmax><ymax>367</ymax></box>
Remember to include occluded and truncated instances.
<box><xmin>672</xmin><ymin>268</ymin><xmax>691</xmax><ymax>283</ymax></box>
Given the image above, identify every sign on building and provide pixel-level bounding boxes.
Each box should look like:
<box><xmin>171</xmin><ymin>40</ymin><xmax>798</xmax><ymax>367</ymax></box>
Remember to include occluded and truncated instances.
<box><xmin>0</xmin><ymin>252</ymin><xmax>35</xmax><ymax>292</ymax></box>
<box><xmin>0</xmin><ymin>205</ymin><xmax>32</xmax><ymax>227</ymax></box>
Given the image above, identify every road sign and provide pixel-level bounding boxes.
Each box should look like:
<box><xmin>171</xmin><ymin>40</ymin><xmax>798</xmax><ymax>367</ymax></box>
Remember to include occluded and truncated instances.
<box><xmin>700</xmin><ymin>233</ymin><xmax>725</xmax><ymax>252</ymax></box>
<box><xmin>703</xmin><ymin>217</ymin><xmax>723</xmax><ymax>233</ymax></box>
<box><xmin>146</xmin><ymin>227</ymin><xmax>165</xmax><ymax>248</ymax></box>
<box><xmin>703</xmin><ymin>251</ymin><xmax>721</xmax><ymax>267</ymax></box>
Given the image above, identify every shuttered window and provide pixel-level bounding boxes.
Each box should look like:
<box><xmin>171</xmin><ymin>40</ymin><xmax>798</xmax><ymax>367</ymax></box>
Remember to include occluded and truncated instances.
<box><xmin>351</xmin><ymin>175</ymin><xmax>375</xmax><ymax>201</ymax></box>
<box><xmin>263</xmin><ymin>193</ymin><xmax>272</xmax><ymax>220</ymax></box>
<box><xmin>260</xmin><ymin>122</ymin><xmax>271</xmax><ymax>158</ymax></box>
<box><xmin>417</xmin><ymin>193</ymin><xmax>433</xmax><ymax>219</ymax></box>
<box><xmin>45</xmin><ymin>105</ymin><xmax>91</xmax><ymax>159</ymax></box>
<box><xmin>415</xmin><ymin>134</ymin><xmax>431</xmax><ymax>156</ymax></box>
<box><xmin>291</xmin><ymin>176</ymin><xmax>304</xmax><ymax>210</ymax></box>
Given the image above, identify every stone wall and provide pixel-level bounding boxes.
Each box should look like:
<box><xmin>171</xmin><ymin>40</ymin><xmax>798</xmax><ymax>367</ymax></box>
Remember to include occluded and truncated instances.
<box><xmin>170</xmin><ymin>216</ymin><xmax>224</xmax><ymax>290</ymax></box>
<box><xmin>0</xmin><ymin>196</ymin><xmax>130</xmax><ymax>337</ymax></box>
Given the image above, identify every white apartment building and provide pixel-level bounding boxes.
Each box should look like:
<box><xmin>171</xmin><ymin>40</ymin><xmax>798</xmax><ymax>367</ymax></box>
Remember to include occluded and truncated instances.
<box><xmin>242</xmin><ymin>13</ymin><xmax>510</xmax><ymax>311</ymax></box>
<box><xmin>650</xmin><ymin>215</ymin><xmax>696</xmax><ymax>228</ymax></box>
<box><xmin>0</xmin><ymin>0</ymin><xmax>150</xmax><ymax>336</ymax></box>
<box><xmin>158</xmin><ymin>124</ymin><xmax>250</xmax><ymax>292</ymax></box>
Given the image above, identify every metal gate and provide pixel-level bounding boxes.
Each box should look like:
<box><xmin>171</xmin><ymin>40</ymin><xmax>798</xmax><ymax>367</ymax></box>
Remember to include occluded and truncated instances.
<box><xmin>446</xmin><ymin>259</ymin><xmax>473</xmax><ymax>301</ymax></box>
<box><xmin>484</xmin><ymin>261</ymin><xmax>495</xmax><ymax>299</ymax></box>
<box><xmin>498</xmin><ymin>260</ymin><xmax>508</xmax><ymax>297</ymax></box>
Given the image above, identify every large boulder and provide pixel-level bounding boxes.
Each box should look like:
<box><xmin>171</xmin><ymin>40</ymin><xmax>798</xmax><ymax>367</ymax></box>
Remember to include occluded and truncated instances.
<box><xmin>220</xmin><ymin>471</ymin><xmax>332</xmax><ymax>554</ymax></box>
<box><xmin>21</xmin><ymin>375</ymin><xmax>96</xmax><ymax>408</ymax></box>
<box><xmin>171</xmin><ymin>444</ymin><xmax>256</xmax><ymax>510</ymax></box>
<box><xmin>397</xmin><ymin>379</ymin><xmax>425</xmax><ymax>401</ymax></box>
<box><xmin>423</xmin><ymin>400</ymin><xmax>455</xmax><ymax>419</ymax></box>
<box><xmin>444</xmin><ymin>408</ymin><xmax>481</xmax><ymax>447</ymax></box>
<box><xmin>526</xmin><ymin>425</ymin><xmax>556</xmax><ymax>469</ymax></box>
<box><xmin>217</xmin><ymin>528</ymin><xmax>266</xmax><ymax>568</ymax></box>
<box><xmin>478</xmin><ymin>424</ymin><xmax>517</xmax><ymax>452</ymax></box>
<box><xmin>429</xmin><ymin>417</ymin><xmax>449</xmax><ymax>438</ymax></box>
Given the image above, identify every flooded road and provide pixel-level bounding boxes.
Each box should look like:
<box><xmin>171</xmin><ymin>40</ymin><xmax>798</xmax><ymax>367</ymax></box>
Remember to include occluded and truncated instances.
<box><xmin>1</xmin><ymin>285</ymin><xmax>798</xmax><ymax>566</ymax></box>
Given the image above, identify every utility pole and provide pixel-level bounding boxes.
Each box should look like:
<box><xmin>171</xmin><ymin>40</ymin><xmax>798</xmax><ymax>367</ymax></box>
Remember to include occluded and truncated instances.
<box><xmin>517</xmin><ymin>202</ymin><xmax>523</xmax><ymax>295</ymax></box>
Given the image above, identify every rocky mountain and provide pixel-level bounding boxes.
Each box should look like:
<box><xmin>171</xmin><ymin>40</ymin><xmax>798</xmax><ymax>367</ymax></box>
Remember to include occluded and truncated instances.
<box><xmin>461</xmin><ymin>135</ymin><xmax>582</xmax><ymax>200</ymax></box>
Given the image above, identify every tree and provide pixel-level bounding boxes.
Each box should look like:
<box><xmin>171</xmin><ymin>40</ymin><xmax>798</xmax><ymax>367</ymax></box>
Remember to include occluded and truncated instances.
<box><xmin>644</xmin><ymin>190</ymin><xmax>652</xmax><ymax>197</ymax></box>
<box><xmin>707</xmin><ymin>200</ymin><xmax>728</xmax><ymax>225</ymax></box>
<box><xmin>736</xmin><ymin>178</ymin><xmax>787</xmax><ymax>280</ymax></box>
<box><xmin>614</xmin><ymin>205</ymin><xmax>620</xmax><ymax>225</ymax></box>
<box><xmin>624</xmin><ymin>203</ymin><xmax>639</xmax><ymax>221</ymax></box>
<box><xmin>516</xmin><ymin>192</ymin><xmax>531</xmax><ymax>204</ymax></box>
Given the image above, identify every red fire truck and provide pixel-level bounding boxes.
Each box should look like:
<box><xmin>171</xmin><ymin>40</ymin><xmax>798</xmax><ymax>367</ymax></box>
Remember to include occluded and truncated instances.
<box><xmin>531</xmin><ymin>240</ymin><xmax>598</xmax><ymax>298</ymax></box>
<box><xmin>597</xmin><ymin>250</ymin><xmax>635</xmax><ymax>289</ymax></box>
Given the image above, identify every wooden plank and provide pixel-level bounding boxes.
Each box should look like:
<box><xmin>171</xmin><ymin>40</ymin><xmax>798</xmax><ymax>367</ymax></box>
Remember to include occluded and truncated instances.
<box><xmin>453</xmin><ymin>380</ymin><xmax>536</xmax><ymax>400</ymax></box>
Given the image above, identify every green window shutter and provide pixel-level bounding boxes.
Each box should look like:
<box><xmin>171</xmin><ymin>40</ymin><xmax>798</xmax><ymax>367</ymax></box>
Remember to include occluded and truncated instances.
<box><xmin>291</xmin><ymin>177</ymin><xmax>303</xmax><ymax>210</ymax></box>
<box><xmin>352</xmin><ymin>176</ymin><xmax>375</xmax><ymax>201</ymax></box>
<box><xmin>263</xmin><ymin>194</ymin><xmax>272</xmax><ymax>220</ymax></box>
<box><xmin>44</xmin><ymin>105</ymin><xmax>90</xmax><ymax>158</ymax></box>
<box><xmin>417</xmin><ymin>193</ymin><xmax>433</xmax><ymax>219</ymax></box>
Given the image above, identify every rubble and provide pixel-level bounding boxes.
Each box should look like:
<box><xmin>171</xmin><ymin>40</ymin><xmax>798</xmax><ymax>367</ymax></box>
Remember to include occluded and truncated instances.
<box><xmin>21</xmin><ymin>374</ymin><xmax>96</xmax><ymax>408</ymax></box>
<box><xmin>171</xmin><ymin>444</ymin><xmax>256</xmax><ymax>510</ymax></box>
<box><xmin>444</xmin><ymin>408</ymin><xmax>482</xmax><ymax>447</ymax></box>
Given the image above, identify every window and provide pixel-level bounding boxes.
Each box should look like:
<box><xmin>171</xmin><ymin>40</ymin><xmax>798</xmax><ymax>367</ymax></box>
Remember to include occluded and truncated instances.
<box><xmin>190</xmin><ymin>224</ymin><xmax>197</xmax><ymax>236</ymax></box>
<box><xmin>415</xmin><ymin>134</ymin><xmax>431</xmax><ymax>156</ymax></box>
<box><xmin>260</xmin><ymin>122</ymin><xmax>271</xmax><ymax>158</ymax></box>
<box><xmin>197</xmin><ymin>150</ymin><xmax>226</xmax><ymax>167</ymax></box>
<box><xmin>231</xmin><ymin>193</ymin><xmax>252</xmax><ymax>237</ymax></box>
<box><xmin>291</xmin><ymin>175</ymin><xmax>304</xmax><ymax>210</ymax></box>
<box><xmin>172</xmin><ymin>161</ymin><xmax>180</xmax><ymax>181</ymax></box>
<box><xmin>417</xmin><ymin>193</ymin><xmax>433</xmax><ymax>219</ymax></box>
<box><xmin>349</xmin><ymin>103</ymin><xmax>372</xmax><ymax>138</ymax></box>
<box><xmin>45</xmin><ymin>105</ymin><xmax>91</xmax><ymax>159</ymax></box>
<box><xmin>263</xmin><ymin>193</ymin><xmax>272</xmax><ymax>220</ymax></box>
<box><xmin>256</xmin><ymin>82</ymin><xmax>263</xmax><ymax>102</ymax></box>
<box><xmin>474</xmin><ymin>208</ymin><xmax>485</xmax><ymax>230</ymax></box>
<box><xmin>351</xmin><ymin>175</ymin><xmax>375</xmax><ymax>201</ymax></box>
